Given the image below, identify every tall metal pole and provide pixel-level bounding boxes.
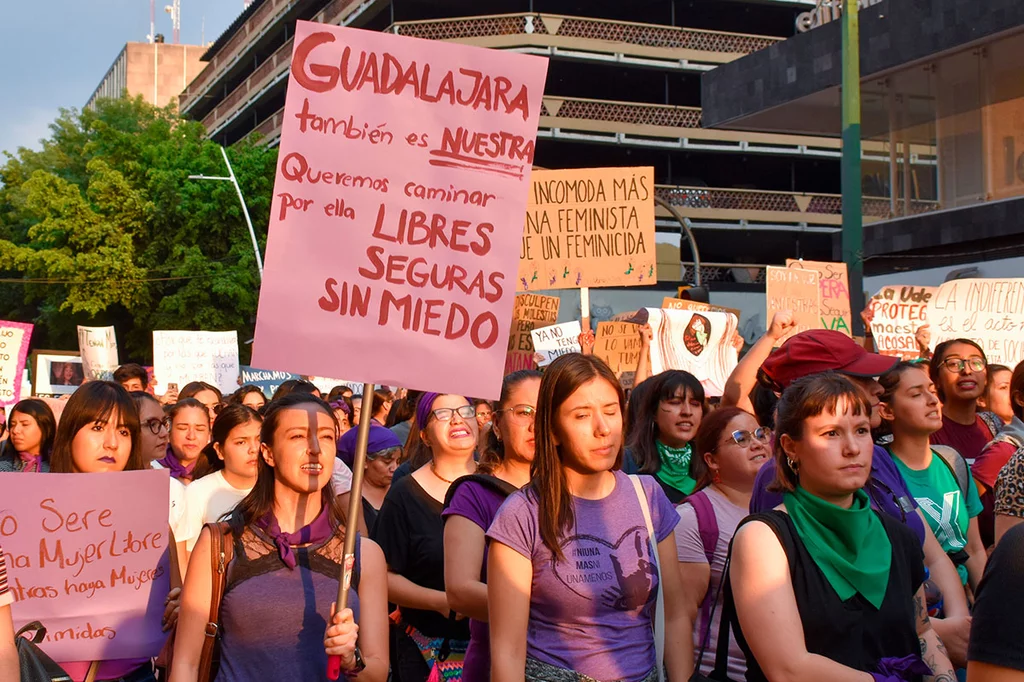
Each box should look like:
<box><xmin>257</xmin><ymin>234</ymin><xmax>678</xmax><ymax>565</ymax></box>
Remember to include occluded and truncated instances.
<box><xmin>653</xmin><ymin>195</ymin><xmax>702</xmax><ymax>286</ymax></box>
<box><xmin>841</xmin><ymin>0</ymin><xmax>865</xmax><ymax>335</ymax></box>
<box><xmin>220</xmin><ymin>147</ymin><xmax>265</xmax><ymax>279</ymax></box>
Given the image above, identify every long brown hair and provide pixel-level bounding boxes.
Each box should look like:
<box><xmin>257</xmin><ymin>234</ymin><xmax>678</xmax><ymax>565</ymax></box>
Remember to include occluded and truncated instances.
<box><xmin>50</xmin><ymin>382</ymin><xmax>144</xmax><ymax>473</ymax></box>
<box><xmin>625</xmin><ymin>370</ymin><xmax>705</xmax><ymax>474</ymax></box>
<box><xmin>530</xmin><ymin>354</ymin><xmax>624</xmax><ymax>562</ymax></box>
<box><xmin>479</xmin><ymin>370</ymin><xmax>542</xmax><ymax>475</ymax></box>
<box><xmin>0</xmin><ymin>398</ymin><xmax>57</xmax><ymax>464</ymax></box>
<box><xmin>230</xmin><ymin>392</ymin><xmax>347</xmax><ymax>532</ymax></box>
<box><xmin>691</xmin><ymin>405</ymin><xmax>750</xmax><ymax>490</ymax></box>
<box><xmin>193</xmin><ymin>404</ymin><xmax>263</xmax><ymax>479</ymax></box>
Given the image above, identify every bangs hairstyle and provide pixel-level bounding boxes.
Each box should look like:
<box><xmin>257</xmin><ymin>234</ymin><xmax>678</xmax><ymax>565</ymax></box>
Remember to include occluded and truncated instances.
<box><xmin>194</xmin><ymin>404</ymin><xmax>263</xmax><ymax>479</ymax></box>
<box><xmin>479</xmin><ymin>369</ymin><xmax>542</xmax><ymax>475</ymax></box>
<box><xmin>625</xmin><ymin>370</ymin><xmax>706</xmax><ymax>475</ymax></box>
<box><xmin>531</xmin><ymin>354</ymin><xmax>624</xmax><ymax>562</ymax></box>
<box><xmin>231</xmin><ymin>392</ymin><xmax>346</xmax><ymax>533</ymax></box>
<box><xmin>929</xmin><ymin>338</ymin><xmax>987</xmax><ymax>401</ymax></box>
<box><xmin>0</xmin><ymin>399</ymin><xmax>57</xmax><ymax>464</ymax></box>
<box><xmin>50</xmin><ymin>382</ymin><xmax>144</xmax><ymax>473</ymax></box>
<box><xmin>771</xmin><ymin>372</ymin><xmax>871</xmax><ymax>493</ymax></box>
<box><xmin>691</xmin><ymin>406</ymin><xmax>751</xmax><ymax>490</ymax></box>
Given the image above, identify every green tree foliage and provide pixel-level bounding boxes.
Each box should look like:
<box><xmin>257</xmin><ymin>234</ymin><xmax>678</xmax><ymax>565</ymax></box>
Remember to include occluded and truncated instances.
<box><xmin>0</xmin><ymin>96</ymin><xmax>277</xmax><ymax>363</ymax></box>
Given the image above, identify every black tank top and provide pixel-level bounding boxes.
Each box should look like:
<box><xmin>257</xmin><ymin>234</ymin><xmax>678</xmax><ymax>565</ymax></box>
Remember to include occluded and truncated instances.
<box><xmin>729</xmin><ymin>511</ymin><xmax>926</xmax><ymax>682</ymax></box>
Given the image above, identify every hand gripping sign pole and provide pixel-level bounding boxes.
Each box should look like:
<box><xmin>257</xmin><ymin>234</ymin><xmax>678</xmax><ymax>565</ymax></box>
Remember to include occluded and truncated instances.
<box><xmin>327</xmin><ymin>382</ymin><xmax>374</xmax><ymax>680</ymax></box>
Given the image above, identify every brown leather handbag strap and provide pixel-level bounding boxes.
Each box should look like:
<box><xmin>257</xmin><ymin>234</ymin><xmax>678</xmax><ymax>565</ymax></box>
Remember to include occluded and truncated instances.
<box><xmin>197</xmin><ymin>522</ymin><xmax>234</xmax><ymax>682</ymax></box>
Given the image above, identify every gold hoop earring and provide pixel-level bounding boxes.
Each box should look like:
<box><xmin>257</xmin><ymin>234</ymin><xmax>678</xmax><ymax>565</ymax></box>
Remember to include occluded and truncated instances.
<box><xmin>786</xmin><ymin>457</ymin><xmax>799</xmax><ymax>473</ymax></box>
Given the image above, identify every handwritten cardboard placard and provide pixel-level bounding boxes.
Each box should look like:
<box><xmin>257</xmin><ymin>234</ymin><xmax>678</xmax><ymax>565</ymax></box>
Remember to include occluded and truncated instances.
<box><xmin>661</xmin><ymin>297</ymin><xmax>742</xmax><ymax>319</ymax></box>
<box><xmin>766</xmin><ymin>266</ymin><xmax>821</xmax><ymax>342</ymax></box>
<box><xmin>77</xmin><ymin>326</ymin><xmax>119</xmax><ymax>381</ymax></box>
<box><xmin>517</xmin><ymin>167</ymin><xmax>656</xmax><ymax>290</ymax></box>
<box><xmin>869</xmin><ymin>286</ymin><xmax>937</xmax><ymax>358</ymax></box>
<box><xmin>240</xmin><ymin>366</ymin><xmax>301</xmax><ymax>398</ymax></box>
<box><xmin>250</xmin><ymin>22</ymin><xmax>547</xmax><ymax>401</ymax></box>
<box><xmin>507</xmin><ymin>293</ymin><xmax>560</xmax><ymax>353</ymax></box>
<box><xmin>0</xmin><ymin>320</ymin><xmax>32</xmax><ymax>406</ymax></box>
<box><xmin>642</xmin><ymin>308</ymin><xmax>739</xmax><ymax>397</ymax></box>
<box><xmin>1</xmin><ymin>471</ymin><xmax>171</xmax><ymax>662</ymax></box>
<box><xmin>152</xmin><ymin>330</ymin><xmax>240</xmax><ymax>395</ymax></box>
<box><xmin>531</xmin><ymin>321</ymin><xmax>582</xmax><ymax>367</ymax></box>
<box><xmin>927</xmin><ymin>278</ymin><xmax>1024</xmax><ymax>365</ymax></box>
<box><xmin>786</xmin><ymin>259</ymin><xmax>853</xmax><ymax>336</ymax></box>
<box><xmin>594</xmin><ymin>321</ymin><xmax>647</xmax><ymax>377</ymax></box>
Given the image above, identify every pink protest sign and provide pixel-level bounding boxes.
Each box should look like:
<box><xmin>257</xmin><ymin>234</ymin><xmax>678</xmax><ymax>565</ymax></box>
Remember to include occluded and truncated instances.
<box><xmin>1</xmin><ymin>471</ymin><xmax>171</xmax><ymax>662</ymax></box>
<box><xmin>0</xmin><ymin>320</ymin><xmax>32</xmax><ymax>406</ymax></box>
<box><xmin>251</xmin><ymin>22</ymin><xmax>548</xmax><ymax>399</ymax></box>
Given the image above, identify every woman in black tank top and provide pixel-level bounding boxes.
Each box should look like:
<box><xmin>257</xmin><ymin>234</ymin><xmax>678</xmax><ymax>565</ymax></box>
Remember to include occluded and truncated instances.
<box><xmin>727</xmin><ymin>374</ymin><xmax>954</xmax><ymax>682</ymax></box>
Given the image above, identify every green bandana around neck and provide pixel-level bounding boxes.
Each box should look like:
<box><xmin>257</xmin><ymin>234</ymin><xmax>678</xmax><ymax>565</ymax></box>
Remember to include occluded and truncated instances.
<box><xmin>655</xmin><ymin>440</ymin><xmax>698</xmax><ymax>496</ymax></box>
<box><xmin>782</xmin><ymin>487</ymin><xmax>892</xmax><ymax>609</ymax></box>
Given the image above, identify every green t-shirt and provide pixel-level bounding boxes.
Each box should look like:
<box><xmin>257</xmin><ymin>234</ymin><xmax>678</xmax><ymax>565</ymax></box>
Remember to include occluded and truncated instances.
<box><xmin>890</xmin><ymin>449</ymin><xmax>981</xmax><ymax>583</ymax></box>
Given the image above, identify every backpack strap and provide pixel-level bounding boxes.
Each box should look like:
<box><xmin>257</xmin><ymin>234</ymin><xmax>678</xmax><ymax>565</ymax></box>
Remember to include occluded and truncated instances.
<box><xmin>442</xmin><ymin>473</ymin><xmax>518</xmax><ymax>509</ymax></box>
<box><xmin>681</xmin><ymin>490</ymin><xmax>720</xmax><ymax>634</ymax></box>
<box><xmin>932</xmin><ymin>445</ymin><xmax>970</xmax><ymax>500</ymax></box>
<box><xmin>978</xmin><ymin>411</ymin><xmax>1003</xmax><ymax>440</ymax></box>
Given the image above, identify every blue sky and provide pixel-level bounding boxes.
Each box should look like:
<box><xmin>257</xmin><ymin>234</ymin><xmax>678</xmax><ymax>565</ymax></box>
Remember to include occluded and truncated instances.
<box><xmin>0</xmin><ymin>0</ymin><xmax>243</xmax><ymax>157</ymax></box>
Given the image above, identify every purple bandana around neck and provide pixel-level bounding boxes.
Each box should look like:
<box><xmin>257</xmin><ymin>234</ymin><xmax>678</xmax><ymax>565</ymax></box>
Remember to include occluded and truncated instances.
<box><xmin>18</xmin><ymin>452</ymin><xmax>40</xmax><ymax>473</ymax></box>
<box><xmin>255</xmin><ymin>503</ymin><xmax>334</xmax><ymax>569</ymax></box>
<box><xmin>415</xmin><ymin>392</ymin><xmax>442</xmax><ymax>431</ymax></box>
<box><xmin>158</xmin><ymin>445</ymin><xmax>195</xmax><ymax>481</ymax></box>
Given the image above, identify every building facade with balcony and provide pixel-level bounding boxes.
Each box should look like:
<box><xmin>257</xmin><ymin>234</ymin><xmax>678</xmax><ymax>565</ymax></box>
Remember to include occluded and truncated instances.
<box><xmin>181</xmin><ymin>0</ymin><xmax>900</xmax><ymax>331</ymax></box>
<box><xmin>702</xmin><ymin>0</ymin><xmax>1024</xmax><ymax>289</ymax></box>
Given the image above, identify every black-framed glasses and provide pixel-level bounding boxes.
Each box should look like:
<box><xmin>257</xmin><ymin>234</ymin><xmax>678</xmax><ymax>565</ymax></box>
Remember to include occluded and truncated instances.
<box><xmin>728</xmin><ymin>427</ymin><xmax>771</xmax><ymax>447</ymax></box>
<box><xmin>494</xmin><ymin>404</ymin><xmax>536</xmax><ymax>425</ymax></box>
<box><xmin>430</xmin><ymin>405</ymin><xmax>476</xmax><ymax>422</ymax></box>
<box><xmin>143</xmin><ymin>417</ymin><xmax>171</xmax><ymax>435</ymax></box>
<box><xmin>941</xmin><ymin>357</ymin><xmax>986</xmax><ymax>373</ymax></box>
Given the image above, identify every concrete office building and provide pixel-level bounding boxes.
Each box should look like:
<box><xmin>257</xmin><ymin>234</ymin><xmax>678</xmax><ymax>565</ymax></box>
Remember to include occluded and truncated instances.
<box><xmin>87</xmin><ymin>41</ymin><xmax>207</xmax><ymax>111</ymax></box>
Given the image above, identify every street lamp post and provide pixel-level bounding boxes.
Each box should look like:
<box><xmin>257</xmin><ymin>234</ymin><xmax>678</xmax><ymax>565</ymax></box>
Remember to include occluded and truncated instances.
<box><xmin>188</xmin><ymin>146</ymin><xmax>265</xmax><ymax>280</ymax></box>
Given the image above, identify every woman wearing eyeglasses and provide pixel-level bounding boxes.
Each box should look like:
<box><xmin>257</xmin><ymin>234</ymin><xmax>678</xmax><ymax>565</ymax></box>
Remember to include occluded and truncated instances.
<box><xmin>676</xmin><ymin>407</ymin><xmax>769</xmax><ymax>680</ymax></box>
<box><xmin>372</xmin><ymin>393</ymin><xmax>476</xmax><ymax>682</ymax></box>
<box><xmin>624</xmin><ymin>370</ymin><xmax>706</xmax><ymax>503</ymax></box>
<box><xmin>443</xmin><ymin>370</ymin><xmax>541</xmax><ymax>682</ymax></box>
<box><xmin>181</xmin><ymin>404</ymin><xmax>263</xmax><ymax>552</ymax></box>
<box><xmin>159</xmin><ymin>398</ymin><xmax>211</xmax><ymax>483</ymax></box>
<box><xmin>928</xmin><ymin>340</ymin><xmax>1001</xmax><ymax>462</ymax></box>
<box><xmin>879</xmin><ymin>362</ymin><xmax>987</xmax><ymax>592</ymax></box>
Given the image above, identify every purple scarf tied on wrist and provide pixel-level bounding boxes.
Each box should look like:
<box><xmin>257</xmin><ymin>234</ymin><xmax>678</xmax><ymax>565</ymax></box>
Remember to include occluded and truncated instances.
<box><xmin>18</xmin><ymin>452</ymin><xmax>41</xmax><ymax>472</ymax></box>
<box><xmin>255</xmin><ymin>504</ymin><xmax>334</xmax><ymax>569</ymax></box>
<box><xmin>158</xmin><ymin>445</ymin><xmax>195</xmax><ymax>481</ymax></box>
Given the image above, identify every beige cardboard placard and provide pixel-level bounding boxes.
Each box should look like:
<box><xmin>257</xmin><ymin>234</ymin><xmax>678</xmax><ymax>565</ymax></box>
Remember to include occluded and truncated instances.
<box><xmin>766</xmin><ymin>266</ymin><xmax>821</xmax><ymax>342</ymax></box>
<box><xmin>786</xmin><ymin>259</ymin><xmax>853</xmax><ymax>336</ymax></box>
<box><xmin>594</xmin><ymin>321</ymin><xmax>649</xmax><ymax>376</ymax></box>
<box><xmin>869</xmin><ymin>285</ymin><xmax>936</xmax><ymax>358</ymax></box>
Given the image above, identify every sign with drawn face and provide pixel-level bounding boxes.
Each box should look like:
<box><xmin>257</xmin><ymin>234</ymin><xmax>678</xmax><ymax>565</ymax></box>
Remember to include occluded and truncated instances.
<box><xmin>683</xmin><ymin>313</ymin><xmax>712</xmax><ymax>357</ymax></box>
<box><xmin>642</xmin><ymin>308</ymin><xmax>739</xmax><ymax>397</ymax></box>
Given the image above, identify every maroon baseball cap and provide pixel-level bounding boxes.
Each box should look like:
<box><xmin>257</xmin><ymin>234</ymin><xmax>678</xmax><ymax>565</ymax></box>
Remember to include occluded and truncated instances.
<box><xmin>761</xmin><ymin>330</ymin><xmax>899</xmax><ymax>390</ymax></box>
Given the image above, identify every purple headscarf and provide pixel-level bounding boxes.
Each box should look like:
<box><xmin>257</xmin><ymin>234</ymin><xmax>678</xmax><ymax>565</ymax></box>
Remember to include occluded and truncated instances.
<box><xmin>415</xmin><ymin>392</ymin><xmax>442</xmax><ymax>431</ymax></box>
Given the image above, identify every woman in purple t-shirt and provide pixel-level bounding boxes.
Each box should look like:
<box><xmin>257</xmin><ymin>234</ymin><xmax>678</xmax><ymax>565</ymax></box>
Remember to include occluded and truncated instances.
<box><xmin>443</xmin><ymin>369</ymin><xmax>542</xmax><ymax>682</ymax></box>
<box><xmin>488</xmin><ymin>354</ymin><xmax>688</xmax><ymax>682</ymax></box>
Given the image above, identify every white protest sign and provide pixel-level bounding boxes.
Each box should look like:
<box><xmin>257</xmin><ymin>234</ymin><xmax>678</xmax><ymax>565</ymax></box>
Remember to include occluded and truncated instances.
<box><xmin>152</xmin><ymin>331</ymin><xmax>240</xmax><ymax>394</ymax></box>
<box><xmin>869</xmin><ymin>285</ymin><xmax>936</xmax><ymax>358</ymax></box>
<box><xmin>927</xmin><ymin>278</ymin><xmax>1024</xmax><ymax>365</ymax></box>
<box><xmin>643</xmin><ymin>308</ymin><xmax>739</xmax><ymax>397</ymax></box>
<box><xmin>77</xmin><ymin>326</ymin><xmax>119</xmax><ymax>381</ymax></box>
<box><xmin>530</xmin><ymin>321</ymin><xmax>583</xmax><ymax>367</ymax></box>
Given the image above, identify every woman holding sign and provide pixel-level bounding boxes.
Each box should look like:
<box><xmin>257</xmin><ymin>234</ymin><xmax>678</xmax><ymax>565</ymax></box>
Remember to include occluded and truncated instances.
<box><xmin>50</xmin><ymin>381</ymin><xmax>161</xmax><ymax>682</ymax></box>
<box><xmin>372</xmin><ymin>392</ymin><xmax>476</xmax><ymax>682</ymax></box>
<box><xmin>488</xmin><ymin>354</ymin><xmax>687</xmax><ymax>682</ymax></box>
<box><xmin>171</xmin><ymin>393</ymin><xmax>388</xmax><ymax>682</ymax></box>
<box><xmin>0</xmin><ymin>398</ymin><xmax>56</xmax><ymax>472</ymax></box>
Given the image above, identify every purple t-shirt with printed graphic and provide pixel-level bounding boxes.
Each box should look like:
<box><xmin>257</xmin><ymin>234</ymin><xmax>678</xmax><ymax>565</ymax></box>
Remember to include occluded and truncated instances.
<box><xmin>487</xmin><ymin>470</ymin><xmax>678</xmax><ymax>682</ymax></box>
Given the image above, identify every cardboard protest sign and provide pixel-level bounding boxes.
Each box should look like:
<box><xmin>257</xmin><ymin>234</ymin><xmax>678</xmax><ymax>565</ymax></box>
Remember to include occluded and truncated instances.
<box><xmin>2</xmin><ymin>471</ymin><xmax>171</xmax><ymax>662</ymax></box>
<box><xmin>869</xmin><ymin>286</ymin><xmax>937</xmax><ymax>358</ymax></box>
<box><xmin>927</xmin><ymin>278</ymin><xmax>1024</xmax><ymax>365</ymax></box>
<box><xmin>594</xmin><ymin>321</ymin><xmax>648</xmax><ymax>377</ymax></box>
<box><xmin>507</xmin><ymin>293</ymin><xmax>560</xmax><ymax>353</ymax></box>
<box><xmin>240</xmin><ymin>366</ymin><xmax>301</xmax><ymax>398</ymax></box>
<box><xmin>517</xmin><ymin>167</ymin><xmax>656</xmax><ymax>290</ymax></box>
<box><xmin>531</xmin><ymin>321</ymin><xmax>582</xmax><ymax>367</ymax></box>
<box><xmin>786</xmin><ymin>260</ymin><xmax>853</xmax><ymax>336</ymax></box>
<box><xmin>641</xmin><ymin>308</ymin><xmax>739</xmax><ymax>396</ymax></box>
<box><xmin>0</xmin><ymin>320</ymin><xmax>32</xmax><ymax>406</ymax></box>
<box><xmin>661</xmin><ymin>297</ymin><xmax>741</xmax><ymax>319</ymax></box>
<box><xmin>77</xmin><ymin>326</ymin><xmax>119</xmax><ymax>381</ymax></box>
<box><xmin>251</xmin><ymin>22</ymin><xmax>547</xmax><ymax>400</ymax></box>
<box><xmin>766</xmin><ymin>266</ymin><xmax>821</xmax><ymax>342</ymax></box>
<box><xmin>152</xmin><ymin>331</ymin><xmax>240</xmax><ymax>395</ymax></box>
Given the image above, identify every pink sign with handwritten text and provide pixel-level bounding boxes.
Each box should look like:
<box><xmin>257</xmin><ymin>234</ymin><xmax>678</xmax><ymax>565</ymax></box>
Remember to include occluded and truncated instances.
<box><xmin>0</xmin><ymin>320</ymin><xmax>32</xmax><ymax>406</ymax></box>
<box><xmin>252</xmin><ymin>22</ymin><xmax>548</xmax><ymax>399</ymax></box>
<box><xmin>1</xmin><ymin>471</ymin><xmax>171</xmax><ymax>662</ymax></box>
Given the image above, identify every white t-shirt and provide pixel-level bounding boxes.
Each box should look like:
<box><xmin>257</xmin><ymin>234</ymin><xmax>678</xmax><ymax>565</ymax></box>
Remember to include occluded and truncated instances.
<box><xmin>152</xmin><ymin>460</ymin><xmax>189</xmax><ymax>541</ymax></box>
<box><xmin>333</xmin><ymin>457</ymin><xmax>353</xmax><ymax>495</ymax></box>
<box><xmin>182</xmin><ymin>470</ymin><xmax>252</xmax><ymax>551</ymax></box>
